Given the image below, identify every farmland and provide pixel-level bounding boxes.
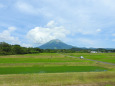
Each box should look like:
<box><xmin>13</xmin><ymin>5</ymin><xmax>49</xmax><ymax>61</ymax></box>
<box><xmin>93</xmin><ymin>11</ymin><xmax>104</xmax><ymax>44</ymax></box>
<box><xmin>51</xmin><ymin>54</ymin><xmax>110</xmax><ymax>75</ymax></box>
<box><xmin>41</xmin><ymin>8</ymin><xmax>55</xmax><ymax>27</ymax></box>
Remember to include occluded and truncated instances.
<box><xmin>68</xmin><ymin>53</ymin><xmax>115</xmax><ymax>64</ymax></box>
<box><xmin>0</xmin><ymin>53</ymin><xmax>115</xmax><ymax>86</ymax></box>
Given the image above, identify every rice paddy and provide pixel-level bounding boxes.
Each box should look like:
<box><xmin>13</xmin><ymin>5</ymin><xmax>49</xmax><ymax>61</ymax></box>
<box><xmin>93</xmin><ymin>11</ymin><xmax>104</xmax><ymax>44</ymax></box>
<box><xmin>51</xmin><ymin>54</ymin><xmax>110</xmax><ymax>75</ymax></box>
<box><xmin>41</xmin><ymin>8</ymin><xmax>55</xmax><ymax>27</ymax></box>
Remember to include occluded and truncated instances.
<box><xmin>0</xmin><ymin>66</ymin><xmax>107</xmax><ymax>74</ymax></box>
<box><xmin>0</xmin><ymin>53</ymin><xmax>114</xmax><ymax>86</ymax></box>
<box><xmin>68</xmin><ymin>53</ymin><xmax>115</xmax><ymax>63</ymax></box>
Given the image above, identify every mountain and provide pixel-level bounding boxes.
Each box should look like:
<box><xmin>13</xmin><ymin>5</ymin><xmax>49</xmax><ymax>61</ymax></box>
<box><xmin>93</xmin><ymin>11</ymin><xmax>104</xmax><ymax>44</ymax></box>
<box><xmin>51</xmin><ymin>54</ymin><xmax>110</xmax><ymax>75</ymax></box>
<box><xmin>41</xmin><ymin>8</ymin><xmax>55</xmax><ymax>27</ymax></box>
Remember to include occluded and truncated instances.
<box><xmin>39</xmin><ymin>39</ymin><xmax>74</xmax><ymax>49</ymax></box>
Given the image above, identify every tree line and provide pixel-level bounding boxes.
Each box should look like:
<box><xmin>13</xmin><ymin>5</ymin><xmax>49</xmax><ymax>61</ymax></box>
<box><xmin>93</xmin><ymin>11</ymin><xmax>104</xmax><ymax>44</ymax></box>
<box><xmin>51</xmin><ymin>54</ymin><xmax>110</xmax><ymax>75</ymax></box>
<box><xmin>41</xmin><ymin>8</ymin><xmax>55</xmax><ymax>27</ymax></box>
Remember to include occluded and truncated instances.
<box><xmin>0</xmin><ymin>42</ymin><xmax>42</xmax><ymax>55</ymax></box>
<box><xmin>0</xmin><ymin>42</ymin><xmax>115</xmax><ymax>55</ymax></box>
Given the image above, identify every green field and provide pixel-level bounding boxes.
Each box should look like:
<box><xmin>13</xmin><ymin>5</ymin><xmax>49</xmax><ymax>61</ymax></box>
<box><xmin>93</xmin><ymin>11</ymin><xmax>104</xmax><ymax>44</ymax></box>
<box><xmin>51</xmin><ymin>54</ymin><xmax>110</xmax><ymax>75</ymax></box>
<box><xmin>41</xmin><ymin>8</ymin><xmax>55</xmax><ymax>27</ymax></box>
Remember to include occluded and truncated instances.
<box><xmin>0</xmin><ymin>66</ymin><xmax>107</xmax><ymax>74</ymax></box>
<box><xmin>0</xmin><ymin>53</ymin><xmax>115</xmax><ymax>86</ymax></box>
<box><xmin>68</xmin><ymin>53</ymin><xmax>115</xmax><ymax>63</ymax></box>
<box><xmin>0</xmin><ymin>57</ymin><xmax>91</xmax><ymax>63</ymax></box>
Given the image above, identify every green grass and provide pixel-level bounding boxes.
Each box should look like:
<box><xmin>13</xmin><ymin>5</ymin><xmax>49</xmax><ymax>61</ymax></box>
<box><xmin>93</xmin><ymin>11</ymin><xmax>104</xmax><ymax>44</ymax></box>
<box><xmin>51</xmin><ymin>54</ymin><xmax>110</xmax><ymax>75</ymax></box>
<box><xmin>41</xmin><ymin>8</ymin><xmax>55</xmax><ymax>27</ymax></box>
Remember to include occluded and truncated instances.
<box><xmin>105</xmin><ymin>85</ymin><xmax>113</xmax><ymax>86</ymax></box>
<box><xmin>0</xmin><ymin>53</ymin><xmax>114</xmax><ymax>86</ymax></box>
<box><xmin>68</xmin><ymin>53</ymin><xmax>115</xmax><ymax>63</ymax></box>
<box><xmin>0</xmin><ymin>56</ymin><xmax>91</xmax><ymax>63</ymax></box>
<box><xmin>0</xmin><ymin>66</ymin><xmax>107</xmax><ymax>74</ymax></box>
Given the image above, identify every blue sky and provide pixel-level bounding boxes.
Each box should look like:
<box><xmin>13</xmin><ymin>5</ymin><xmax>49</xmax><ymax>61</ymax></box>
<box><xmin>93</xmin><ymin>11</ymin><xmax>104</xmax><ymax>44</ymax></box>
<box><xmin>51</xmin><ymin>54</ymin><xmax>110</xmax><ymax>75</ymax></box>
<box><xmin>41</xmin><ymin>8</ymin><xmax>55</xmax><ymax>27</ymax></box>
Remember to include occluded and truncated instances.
<box><xmin>0</xmin><ymin>0</ymin><xmax>115</xmax><ymax>48</ymax></box>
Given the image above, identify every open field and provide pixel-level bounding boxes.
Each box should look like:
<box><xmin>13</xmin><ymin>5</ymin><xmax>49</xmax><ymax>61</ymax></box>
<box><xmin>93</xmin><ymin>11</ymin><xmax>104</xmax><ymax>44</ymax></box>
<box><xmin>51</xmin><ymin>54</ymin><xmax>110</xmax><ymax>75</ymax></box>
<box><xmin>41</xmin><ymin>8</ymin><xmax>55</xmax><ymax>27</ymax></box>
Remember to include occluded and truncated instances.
<box><xmin>68</xmin><ymin>53</ymin><xmax>115</xmax><ymax>64</ymax></box>
<box><xmin>0</xmin><ymin>66</ymin><xmax>107</xmax><ymax>74</ymax></box>
<box><xmin>0</xmin><ymin>53</ymin><xmax>115</xmax><ymax>86</ymax></box>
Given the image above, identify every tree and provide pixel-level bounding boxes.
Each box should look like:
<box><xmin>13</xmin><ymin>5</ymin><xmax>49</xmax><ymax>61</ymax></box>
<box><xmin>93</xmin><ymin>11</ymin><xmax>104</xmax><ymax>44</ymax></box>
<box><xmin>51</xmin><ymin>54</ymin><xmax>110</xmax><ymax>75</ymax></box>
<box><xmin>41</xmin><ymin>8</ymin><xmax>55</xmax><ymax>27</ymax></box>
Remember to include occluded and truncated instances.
<box><xmin>0</xmin><ymin>42</ymin><xmax>12</xmax><ymax>55</ymax></box>
<box><xmin>12</xmin><ymin>45</ymin><xmax>23</xmax><ymax>54</ymax></box>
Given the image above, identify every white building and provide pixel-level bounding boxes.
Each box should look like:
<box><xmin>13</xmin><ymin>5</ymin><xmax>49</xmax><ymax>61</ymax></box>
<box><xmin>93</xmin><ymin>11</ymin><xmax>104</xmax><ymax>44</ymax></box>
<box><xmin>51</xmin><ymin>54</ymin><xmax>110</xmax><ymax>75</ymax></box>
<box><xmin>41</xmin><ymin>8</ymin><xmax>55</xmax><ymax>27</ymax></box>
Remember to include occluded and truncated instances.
<box><xmin>90</xmin><ymin>51</ymin><xmax>97</xmax><ymax>53</ymax></box>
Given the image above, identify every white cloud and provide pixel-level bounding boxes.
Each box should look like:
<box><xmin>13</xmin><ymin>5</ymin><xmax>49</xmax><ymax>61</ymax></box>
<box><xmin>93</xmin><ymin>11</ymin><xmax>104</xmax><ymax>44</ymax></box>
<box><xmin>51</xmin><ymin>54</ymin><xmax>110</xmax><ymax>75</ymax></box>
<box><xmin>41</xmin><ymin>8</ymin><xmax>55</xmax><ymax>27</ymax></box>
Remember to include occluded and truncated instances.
<box><xmin>112</xmin><ymin>34</ymin><xmax>115</xmax><ymax>36</ymax></box>
<box><xmin>15</xmin><ymin>1</ymin><xmax>38</xmax><ymax>14</ymax></box>
<box><xmin>96</xmin><ymin>29</ymin><xmax>101</xmax><ymax>32</ymax></box>
<box><xmin>27</xmin><ymin>21</ymin><xmax>70</xmax><ymax>44</ymax></box>
<box><xmin>77</xmin><ymin>38</ymin><xmax>97</xmax><ymax>47</ymax></box>
<box><xmin>2</xmin><ymin>0</ymin><xmax>115</xmax><ymax>48</ymax></box>
<box><xmin>46</xmin><ymin>20</ymin><xmax>56</xmax><ymax>27</ymax></box>
<box><xmin>21</xmin><ymin>43</ymin><xmax>33</xmax><ymax>47</ymax></box>
<box><xmin>8</xmin><ymin>26</ymin><xmax>16</xmax><ymax>32</ymax></box>
<box><xmin>75</xmin><ymin>28</ymin><xmax>101</xmax><ymax>35</ymax></box>
<box><xmin>15</xmin><ymin>1</ymin><xmax>54</xmax><ymax>17</ymax></box>
<box><xmin>101</xmin><ymin>0</ymin><xmax>115</xmax><ymax>10</ymax></box>
<box><xmin>0</xmin><ymin>27</ymin><xmax>20</xmax><ymax>44</ymax></box>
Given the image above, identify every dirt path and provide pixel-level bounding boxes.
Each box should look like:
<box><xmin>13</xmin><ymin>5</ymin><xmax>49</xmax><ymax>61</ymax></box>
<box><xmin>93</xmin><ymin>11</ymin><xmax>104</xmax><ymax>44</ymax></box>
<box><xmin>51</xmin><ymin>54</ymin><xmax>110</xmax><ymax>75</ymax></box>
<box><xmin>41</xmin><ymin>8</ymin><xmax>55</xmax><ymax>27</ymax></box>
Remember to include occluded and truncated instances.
<box><xmin>60</xmin><ymin>54</ymin><xmax>115</xmax><ymax>66</ymax></box>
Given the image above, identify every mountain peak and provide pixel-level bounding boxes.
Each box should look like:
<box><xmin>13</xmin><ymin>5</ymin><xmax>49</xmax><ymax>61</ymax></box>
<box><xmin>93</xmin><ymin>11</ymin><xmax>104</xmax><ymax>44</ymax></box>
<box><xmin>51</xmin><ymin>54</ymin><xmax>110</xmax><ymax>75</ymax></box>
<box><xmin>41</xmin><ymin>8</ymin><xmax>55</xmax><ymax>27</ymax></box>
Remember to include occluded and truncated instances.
<box><xmin>39</xmin><ymin>39</ymin><xmax>73</xmax><ymax>49</ymax></box>
<box><xmin>49</xmin><ymin>39</ymin><xmax>62</xmax><ymax>43</ymax></box>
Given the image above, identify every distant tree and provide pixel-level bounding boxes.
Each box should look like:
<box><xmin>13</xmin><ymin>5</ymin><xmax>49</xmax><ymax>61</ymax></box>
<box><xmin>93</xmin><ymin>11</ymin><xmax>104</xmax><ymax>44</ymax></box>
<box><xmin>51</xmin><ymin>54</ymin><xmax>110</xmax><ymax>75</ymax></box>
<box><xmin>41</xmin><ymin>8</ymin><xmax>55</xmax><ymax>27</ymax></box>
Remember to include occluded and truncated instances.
<box><xmin>0</xmin><ymin>42</ymin><xmax>12</xmax><ymax>55</ymax></box>
<box><xmin>12</xmin><ymin>45</ymin><xmax>24</xmax><ymax>54</ymax></box>
<box><xmin>96</xmin><ymin>48</ymin><xmax>107</xmax><ymax>53</ymax></box>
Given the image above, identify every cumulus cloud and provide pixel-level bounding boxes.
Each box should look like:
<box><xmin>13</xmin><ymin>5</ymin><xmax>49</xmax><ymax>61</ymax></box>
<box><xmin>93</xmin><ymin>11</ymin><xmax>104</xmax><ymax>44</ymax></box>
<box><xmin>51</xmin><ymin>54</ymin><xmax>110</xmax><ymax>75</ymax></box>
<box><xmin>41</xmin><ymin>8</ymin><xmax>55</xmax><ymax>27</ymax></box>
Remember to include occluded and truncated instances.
<box><xmin>27</xmin><ymin>21</ymin><xmax>70</xmax><ymax>44</ymax></box>
<box><xmin>0</xmin><ymin>27</ymin><xmax>20</xmax><ymax>44</ymax></box>
<box><xmin>2</xmin><ymin>0</ymin><xmax>115</xmax><ymax>48</ymax></box>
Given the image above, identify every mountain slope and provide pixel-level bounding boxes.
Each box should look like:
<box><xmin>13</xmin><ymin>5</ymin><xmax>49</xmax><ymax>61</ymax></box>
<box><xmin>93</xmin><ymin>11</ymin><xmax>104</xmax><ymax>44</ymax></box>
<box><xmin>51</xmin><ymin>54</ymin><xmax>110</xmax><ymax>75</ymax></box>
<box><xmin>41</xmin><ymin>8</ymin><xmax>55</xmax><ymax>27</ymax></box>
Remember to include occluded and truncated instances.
<box><xmin>39</xmin><ymin>39</ymin><xmax>73</xmax><ymax>49</ymax></box>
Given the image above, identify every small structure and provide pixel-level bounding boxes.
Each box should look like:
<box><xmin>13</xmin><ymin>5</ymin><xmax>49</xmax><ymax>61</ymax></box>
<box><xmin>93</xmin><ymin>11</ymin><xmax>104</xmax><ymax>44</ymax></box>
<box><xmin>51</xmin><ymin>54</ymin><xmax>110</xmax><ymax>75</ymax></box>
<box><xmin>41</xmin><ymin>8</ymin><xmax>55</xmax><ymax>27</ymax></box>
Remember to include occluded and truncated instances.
<box><xmin>90</xmin><ymin>51</ymin><xmax>97</xmax><ymax>53</ymax></box>
<box><xmin>80</xmin><ymin>56</ymin><xmax>84</xmax><ymax>59</ymax></box>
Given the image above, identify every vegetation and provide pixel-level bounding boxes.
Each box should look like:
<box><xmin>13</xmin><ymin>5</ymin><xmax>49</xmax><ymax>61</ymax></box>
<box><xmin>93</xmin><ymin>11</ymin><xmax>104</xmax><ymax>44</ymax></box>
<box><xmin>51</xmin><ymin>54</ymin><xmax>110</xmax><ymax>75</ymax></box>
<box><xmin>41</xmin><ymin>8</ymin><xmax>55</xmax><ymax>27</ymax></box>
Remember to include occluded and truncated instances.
<box><xmin>0</xmin><ymin>53</ymin><xmax>114</xmax><ymax>86</ymax></box>
<box><xmin>0</xmin><ymin>66</ymin><xmax>107</xmax><ymax>74</ymax></box>
<box><xmin>0</xmin><ymin>42</ymin><xmax>115</xmax><ymax>85</ymax></box>
<box><xmin>0</xmin><ymin>42</ymin><xmax>42</xmax><ymax>55</ymax></box>
<box><xmin>68</xmin><ymin>53</ymin><xmax>115</xmax><ymax>64</ymax></box>
<box><xmin>0</xmin><ymin>42</ymin><xmax>115</xmax><ymax>55</ymax></box>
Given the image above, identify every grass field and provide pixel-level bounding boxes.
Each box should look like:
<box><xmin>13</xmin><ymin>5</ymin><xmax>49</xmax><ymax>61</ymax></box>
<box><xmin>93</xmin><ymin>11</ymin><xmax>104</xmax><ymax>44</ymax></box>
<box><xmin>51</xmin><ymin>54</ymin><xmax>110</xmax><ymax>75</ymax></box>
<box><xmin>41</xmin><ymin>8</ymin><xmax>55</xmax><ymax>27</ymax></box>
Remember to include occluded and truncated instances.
<box><xmin>0</xmin><ymin>53</ymin><xmax>115</xmax><ymax>86</ymax></box>
<box><xmin>68</xmin><ymin>53</ymin><xmax>115</xmax><ymax>63</ymax></box>
<box><xmin>0</xmin><ymin>66</ymin><xmax>107</xmax><ymax>74</ymax></box>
